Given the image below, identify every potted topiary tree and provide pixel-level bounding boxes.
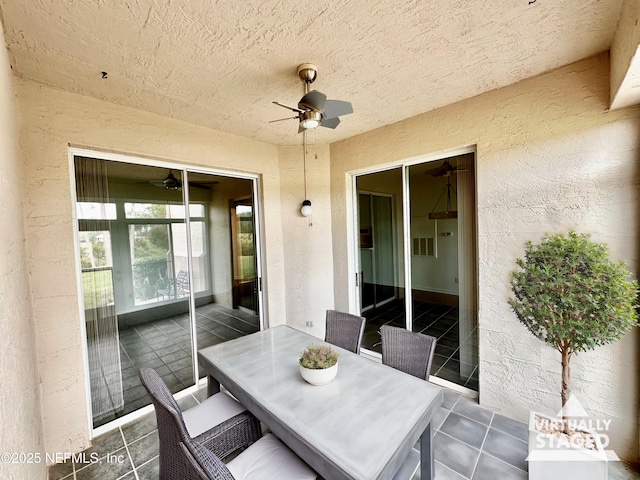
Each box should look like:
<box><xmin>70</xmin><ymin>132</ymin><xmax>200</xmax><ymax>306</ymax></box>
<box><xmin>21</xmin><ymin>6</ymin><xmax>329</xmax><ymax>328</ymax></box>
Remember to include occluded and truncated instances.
<box><xmin>509</xmin><ymin>231</ymin><xmax>637</xmax><ymax>480</ymax></box>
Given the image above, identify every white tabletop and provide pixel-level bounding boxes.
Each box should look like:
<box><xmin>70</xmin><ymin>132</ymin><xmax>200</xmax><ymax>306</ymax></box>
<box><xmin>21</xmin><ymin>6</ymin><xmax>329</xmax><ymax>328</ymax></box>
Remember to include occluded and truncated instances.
<box><xmin>198</xmin><ymin>325</ymin><xmax>443</xmax><ymax>480</ymax></box>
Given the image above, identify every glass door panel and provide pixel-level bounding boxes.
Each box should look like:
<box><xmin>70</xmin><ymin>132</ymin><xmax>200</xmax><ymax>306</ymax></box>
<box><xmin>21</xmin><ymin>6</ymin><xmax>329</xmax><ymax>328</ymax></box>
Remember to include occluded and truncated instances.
<box><xmin>75</xmin><ymin>158</ymin><xmax>195</xmax><ymax>428</ymax></box>
<box><xmin>407</xmin><ymin>154</ymin><xmax>478</xmax><ymax>390</ymax></box>
<box><xmin>356</xmin><ymin>167</ymin><xmax>405</xmax><ymax>353</ymax></box>
<box><xmin>185</xmin><ymin>172</ymin><xmax>261</xmax><ymax>380</ymax></box>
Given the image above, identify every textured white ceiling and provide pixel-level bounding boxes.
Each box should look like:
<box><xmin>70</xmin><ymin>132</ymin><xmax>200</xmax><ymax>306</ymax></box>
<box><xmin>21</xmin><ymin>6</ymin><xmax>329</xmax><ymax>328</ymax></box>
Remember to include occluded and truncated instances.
<box><xmin>0</xmin><ymin>0</ymin><xmax>624</xmax><ymax>145</ymax></box>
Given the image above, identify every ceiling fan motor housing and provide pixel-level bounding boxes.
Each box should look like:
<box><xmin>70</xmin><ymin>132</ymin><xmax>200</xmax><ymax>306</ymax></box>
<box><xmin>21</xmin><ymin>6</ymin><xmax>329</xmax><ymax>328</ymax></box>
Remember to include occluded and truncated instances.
<box><xmin>297</xmin><ymin>63</ymin><xmax>318</xmax><ymax>84</ymax></box>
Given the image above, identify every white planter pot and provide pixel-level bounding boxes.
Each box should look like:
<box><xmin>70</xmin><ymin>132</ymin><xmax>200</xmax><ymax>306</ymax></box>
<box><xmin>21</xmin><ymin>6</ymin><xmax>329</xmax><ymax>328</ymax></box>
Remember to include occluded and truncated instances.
<box><xmin>528</xmin><ymin>411</ymin><xmax>608</xmax><ymax>480</ymax></box>
<box><xmin>299</xmin><ymin>362</ymin><xmax>338</xmax><ymax>385</ymax></box>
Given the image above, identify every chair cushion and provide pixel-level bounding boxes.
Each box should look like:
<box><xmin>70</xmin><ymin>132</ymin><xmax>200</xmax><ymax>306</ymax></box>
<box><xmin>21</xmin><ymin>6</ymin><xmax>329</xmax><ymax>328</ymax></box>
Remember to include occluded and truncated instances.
<box><xmin>226</xmin><ymin>433</ymin><xmax>316</xmax><ymax>480</ymax></box>
<box><xmin>183</xmin><ymin>392</ymin><xmax>248</xmax><ymax>438</ymax></box>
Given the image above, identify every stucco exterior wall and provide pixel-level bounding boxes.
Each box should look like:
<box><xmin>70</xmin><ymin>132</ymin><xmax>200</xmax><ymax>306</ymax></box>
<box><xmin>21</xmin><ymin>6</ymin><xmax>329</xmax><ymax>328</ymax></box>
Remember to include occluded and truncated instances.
<box><xmin>277</xmin><ymin>144</ymin><xmax>335</xmax><ymax>336</ymax></box>
<box><xmin>0</xmin><ymin>22</ymin><xmax>45</xmax><ymax>480</ymax></box>
<box><xmin>15</xmin><ymin>78</ymin><xmax>287</xmax><ymax>454</ymax></box>
<box><xmin>330</xmin><ymin>52</ymin><xmax>640</xmax><ymax>461</ymax></box>
<box><xmin>610</xmin><ymin>0</ymin><xmax>640</xmax><ymax>108</ymax></box>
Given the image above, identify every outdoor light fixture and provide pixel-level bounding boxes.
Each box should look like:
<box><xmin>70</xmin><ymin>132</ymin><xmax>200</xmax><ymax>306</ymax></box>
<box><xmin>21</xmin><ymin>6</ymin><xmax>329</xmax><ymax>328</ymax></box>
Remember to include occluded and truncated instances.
<box><xmin>301</xmin><ymin>199</ymin><xmax>312</xmax><ymax>216</ymax></box>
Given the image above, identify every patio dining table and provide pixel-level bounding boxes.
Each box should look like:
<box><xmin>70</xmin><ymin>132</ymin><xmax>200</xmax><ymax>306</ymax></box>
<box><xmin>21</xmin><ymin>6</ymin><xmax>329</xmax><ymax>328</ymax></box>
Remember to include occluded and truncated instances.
<box><xmin>198</xmin><ymin>325</ymin><xmax>443</xmax><ymax>480</ymax></box>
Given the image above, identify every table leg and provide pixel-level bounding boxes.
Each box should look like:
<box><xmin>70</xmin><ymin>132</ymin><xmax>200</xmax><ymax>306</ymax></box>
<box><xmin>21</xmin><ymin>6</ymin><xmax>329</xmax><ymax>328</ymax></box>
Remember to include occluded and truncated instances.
<box><xmin>420</xmin><ymin>422</ymin><xmax>435</xmax><ymax>480</ymax></box>
<box><xmin>207</xmin><ymin>374</ymin><xmax>220</xmax><ymax>396</ymax></box>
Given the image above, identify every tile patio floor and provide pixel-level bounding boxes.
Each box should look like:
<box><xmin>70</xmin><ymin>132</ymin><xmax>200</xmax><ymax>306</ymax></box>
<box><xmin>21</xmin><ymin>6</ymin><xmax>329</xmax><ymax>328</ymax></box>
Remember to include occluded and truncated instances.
<box><xmin>91</xmin><ymin>303</ymin><xmax>259</xmax><ymax>428</ymax></box>
<box><xmin>49</xmin><ymin>385</ymin><xmax>640</xmax><ymax>480</ymax></box>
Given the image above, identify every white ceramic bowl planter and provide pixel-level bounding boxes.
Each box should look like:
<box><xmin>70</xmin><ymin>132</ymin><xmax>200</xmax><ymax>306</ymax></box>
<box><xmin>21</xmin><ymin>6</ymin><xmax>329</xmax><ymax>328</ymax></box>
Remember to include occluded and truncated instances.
<box><xmin>299</xmin><ymin>344</ymin><xmax>340</xmax><ymax>386</ymax></box>
<box><xmin>300</xmin><ymin>362</ymin><xmax>339</xmax><ymax>385</ymax></box>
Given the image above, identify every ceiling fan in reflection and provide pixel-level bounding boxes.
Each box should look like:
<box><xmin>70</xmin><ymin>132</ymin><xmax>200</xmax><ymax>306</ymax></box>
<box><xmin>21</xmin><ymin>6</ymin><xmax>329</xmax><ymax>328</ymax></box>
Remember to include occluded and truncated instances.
<box><xmin>138</xmin><ymin>170</ymin><xmax>219</xmax><ymax>190</ymax></box>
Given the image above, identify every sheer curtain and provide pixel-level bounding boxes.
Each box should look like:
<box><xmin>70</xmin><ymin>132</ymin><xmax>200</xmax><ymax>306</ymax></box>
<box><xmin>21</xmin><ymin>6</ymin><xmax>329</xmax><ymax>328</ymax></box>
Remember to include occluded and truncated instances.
<box><xmin>456</xmin><ymin>154</ymin><xmax>478</xmax><ymax>381</ymax></box>
<box><xmin>75</xmin><ymin>156</ymin><xmax>123</xmax><ymax>423</ymax></box>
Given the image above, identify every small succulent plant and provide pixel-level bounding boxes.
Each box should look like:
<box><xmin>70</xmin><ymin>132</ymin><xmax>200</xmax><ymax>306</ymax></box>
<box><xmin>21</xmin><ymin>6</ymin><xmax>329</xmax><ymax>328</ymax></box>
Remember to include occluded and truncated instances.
<box><xmin>299</xmin><ymin>344</ymin><xmax>339</xmax><ymax>369</ymax></box>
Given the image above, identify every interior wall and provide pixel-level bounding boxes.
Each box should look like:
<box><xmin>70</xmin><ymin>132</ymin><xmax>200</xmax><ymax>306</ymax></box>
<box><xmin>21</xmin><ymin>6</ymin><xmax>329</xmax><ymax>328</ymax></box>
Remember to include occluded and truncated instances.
<box><xmin>15</xmin><ymin>78</ymin><xmax>286</xmax><ymax>454</ymax></box>
<box><xmin>278</xmin><ymin>143</ymin><xmax>335</xmax><ymax>338</ymax></box>
<box><xmin>330</xmin><ymin>52</ymin><xmax>640</xmax><ymax>461</ymax></box>
<box><xmin>0</xmin><ymin>21</ymin><xmax>45</xmax><ymax>479</ymax></box>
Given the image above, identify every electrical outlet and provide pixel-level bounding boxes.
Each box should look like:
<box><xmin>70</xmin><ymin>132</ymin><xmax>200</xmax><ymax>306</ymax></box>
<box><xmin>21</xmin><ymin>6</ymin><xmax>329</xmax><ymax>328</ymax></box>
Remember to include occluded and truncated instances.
<box><xmin>306</xmin><ymin>321</ymin><xmax>313</xmax><ymax>328</ymax></box>
<box><xmin>454</xmin><ymin>277</ymin><xmax>458</xmax><ymax>283</ymax></box>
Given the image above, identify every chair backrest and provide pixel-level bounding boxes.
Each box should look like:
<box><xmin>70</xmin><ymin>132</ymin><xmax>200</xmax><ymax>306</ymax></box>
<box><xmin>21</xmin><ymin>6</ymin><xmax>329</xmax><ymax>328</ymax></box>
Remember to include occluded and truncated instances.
<box><xmin>176</xmin><ymin>270</ymin><xmax>190</xmax><ymax>295</ymax></box>
<box><xmin>139</xmin><ymin>367</ymin><xmax>217</xmax><ymax>480</ymax></box>
<box><xmin>179</xmin><ymin>439</ymin><xmax>235</xmax><ymax>480</ymax></box>
<box><xmin>380</xmin><ymin>325</ymin><xmax>437</xmax><ymax>380</ymax></box>
<box><xmin>325</xmin><ymin>310</ymin><xmax>366</xmax><ymax>354</ymax></box>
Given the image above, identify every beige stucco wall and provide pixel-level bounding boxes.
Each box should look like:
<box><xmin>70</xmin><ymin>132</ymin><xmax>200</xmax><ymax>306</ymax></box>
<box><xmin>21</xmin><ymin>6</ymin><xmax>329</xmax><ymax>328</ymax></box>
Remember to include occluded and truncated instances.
<box><xmin>331</xmin><ymin>52</ymin><xmax>640</xmax><ymax>461</ymax></box>
<box><xmin>610</xmin><ymin>0</ymin><xmax>640</xmax><ymax>109</ymax></box>
<box><xmin>278</xmin><ymin>144</ymin><xmax>335</xmax><ymax>337</ymax></box>
<box><xmin>0</xmin><ymin>22</ymin><xmax>45</xmax><ymax>480</ymax></box>
<box><xmin>15</xmin><ymin>78</ymin><xmax>287</xmax><ymax>454</ymax></box>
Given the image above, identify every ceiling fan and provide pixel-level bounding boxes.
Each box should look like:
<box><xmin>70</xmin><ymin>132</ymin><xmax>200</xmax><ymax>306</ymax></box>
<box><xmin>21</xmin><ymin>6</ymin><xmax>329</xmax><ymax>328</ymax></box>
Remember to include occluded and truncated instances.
<box><xmin>138</xmin><ymin>170</ymin><xmax>218</xmax><ymax>190</ymax></box>
<box><xmin>271</xmin><ymin>63</ymin><xmax>353</xmax><ymax>133</ymax></box>
<box><xmin>424</xmin><ymin>159</ymin><xmax>468</xmax><ymax>177</ymax></box>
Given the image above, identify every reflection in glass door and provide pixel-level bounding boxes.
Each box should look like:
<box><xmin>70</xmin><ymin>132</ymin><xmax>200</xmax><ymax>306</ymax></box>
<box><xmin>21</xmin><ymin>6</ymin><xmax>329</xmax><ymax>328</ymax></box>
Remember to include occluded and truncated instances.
<box><xmin>359</xmin><ymin>193</ymin><xmax>396</xmax><ymax>310</ymax></box>
<box><xmin>356</xmin><ymin>168</ymin><xmax>405</xmax><ymax>352</ymax></box>
<box><xmin>74</xmin><ymin>155</ymin><xmax>263</xmax><ymax>430</ymax></box>
<box><xmin>231</xmin><ymin>200</ymin><xmax>258</xmax><ymax>314</ymax></box>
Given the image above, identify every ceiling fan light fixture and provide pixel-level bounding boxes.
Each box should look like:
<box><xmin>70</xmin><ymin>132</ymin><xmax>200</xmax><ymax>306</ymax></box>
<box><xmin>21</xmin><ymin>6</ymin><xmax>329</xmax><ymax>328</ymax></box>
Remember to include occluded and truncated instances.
<box><xmin>162</xmin><ymin>171</ymin><xmax>182</xmax><ymax>190</ymax></box>
<box><xmin>300</xmin><ymin>111</ymin><xmax>321</xmax><ymax>129</ymax></box>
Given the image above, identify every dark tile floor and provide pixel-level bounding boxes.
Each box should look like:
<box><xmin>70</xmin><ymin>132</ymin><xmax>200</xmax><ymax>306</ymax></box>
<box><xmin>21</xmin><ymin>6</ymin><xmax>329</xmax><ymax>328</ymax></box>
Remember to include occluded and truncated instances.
<box><xmin>48</xmin><ymin>384</ymin><xmax>640</xmax><ymax>480</ymax></box>
<box><xmin>363</xmin><ymin>300</ymin><xmax>479</xmax><ymax>390</ymax></box>
<box><xmin>91</xmin><ymin>303</ymin><xmax>259</xmax><ymax>428</ymax></box>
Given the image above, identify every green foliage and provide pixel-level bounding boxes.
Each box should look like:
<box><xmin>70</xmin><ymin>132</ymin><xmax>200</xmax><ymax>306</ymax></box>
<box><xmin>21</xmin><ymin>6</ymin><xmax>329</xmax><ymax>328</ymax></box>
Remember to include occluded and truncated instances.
<box><xmin>509</xmin><ymin>231</ymin><xmax>638</xmax><ymax>354</ymax></box>
<box><xmin>79</xmin><ymin>232</ymin><xmax>108</xmax><ymax>269</ymax></box>
<box><xmin>299</xmin><ymin>344</ymin><xmax>339</xmax><ymax>369</ymax></box>
<box><xmin>82</xmin><ymin>270</ymin><xmax>114</xmax><ymax>309</ymax></box>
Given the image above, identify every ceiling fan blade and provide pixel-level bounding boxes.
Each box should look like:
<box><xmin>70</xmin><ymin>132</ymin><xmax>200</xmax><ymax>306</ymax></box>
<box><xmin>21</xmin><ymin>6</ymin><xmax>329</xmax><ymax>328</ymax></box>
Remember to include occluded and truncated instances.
<box><xmin>269</xmin><ymin>116</ymin><xmax>299</xmax><ymax>123</ymax></box>
<box><xmin>188</xmin><ymin>182</ymin><xmax>211</xmax><ymax>190</ymax></box>
<box><xmin>323</xmin><ymin>99</ymin><xmax>353</xmax><ymax>119</ymax></box>
<box><xmin>137</xmin><ymin>180</ymin><xmax>166</xmax><ymax>187</ymax></box>
<box><xmin>320</xmin><ymin>116</ymin><xmax>341</xmax><ymax>129</ymax></box>
<box><xmin>273</xmin><ymin>101</ymin><xmax>305</xmax><ymax>113</ymax></box>
<box><xmin>299</xmin><ymin>90</ymin><xmax>326</xmax><ymax>111</ymax></box>
<box><xmin>425</xmin><ymin>165</ymin><xmax>448</xmax><ymax>176</ymax></box>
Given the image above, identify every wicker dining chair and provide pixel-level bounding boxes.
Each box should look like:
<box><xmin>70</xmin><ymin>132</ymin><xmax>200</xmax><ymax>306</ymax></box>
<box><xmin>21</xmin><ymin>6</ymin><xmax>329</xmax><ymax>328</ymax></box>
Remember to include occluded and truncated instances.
<box><xmin>325</xmin><ymin>309</ymin><xmax>366</xmax><ymax>354</ymax></box>
<box><xmin>179</xmin><ymin>431</ymin><xmax>317</xmax><ymax>480</ymax></box>
<box><xmin>138</xmin><ymin>368</ymin><xmax>262</xmax><ymax>480</ymax></box>
<box><xmin>380</xmin><ymin>325</ymin><xmax>437</xmax><ymax>380</ymax></box>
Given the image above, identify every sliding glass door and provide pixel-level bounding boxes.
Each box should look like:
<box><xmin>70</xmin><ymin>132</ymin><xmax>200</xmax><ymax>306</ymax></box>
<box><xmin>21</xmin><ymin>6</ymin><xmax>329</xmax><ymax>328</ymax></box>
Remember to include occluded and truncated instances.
<box><xmin>73</xmin><ymin>154</ymin><xmax>263</xmax><ymax>429</ymax></box>
<box><xmin>354</xmin><ymin>152</ymin><xmax>479</xmax><ymax>391</ymax></box>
